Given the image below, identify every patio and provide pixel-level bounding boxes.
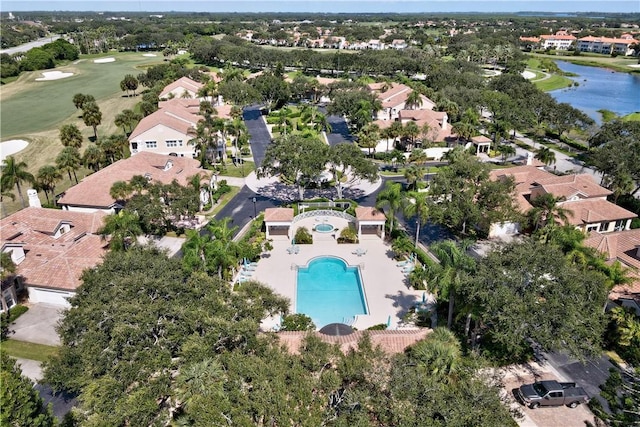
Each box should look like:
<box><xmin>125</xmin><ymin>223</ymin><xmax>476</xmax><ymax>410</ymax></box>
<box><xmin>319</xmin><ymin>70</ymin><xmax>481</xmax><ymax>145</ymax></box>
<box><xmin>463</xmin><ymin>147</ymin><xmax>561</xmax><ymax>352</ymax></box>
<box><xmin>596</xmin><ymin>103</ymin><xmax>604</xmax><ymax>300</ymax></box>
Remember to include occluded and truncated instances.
<box><xmin>241</xmin><ymin>219</ymin><xmax>430</xmax><ymax>330</ymax></box>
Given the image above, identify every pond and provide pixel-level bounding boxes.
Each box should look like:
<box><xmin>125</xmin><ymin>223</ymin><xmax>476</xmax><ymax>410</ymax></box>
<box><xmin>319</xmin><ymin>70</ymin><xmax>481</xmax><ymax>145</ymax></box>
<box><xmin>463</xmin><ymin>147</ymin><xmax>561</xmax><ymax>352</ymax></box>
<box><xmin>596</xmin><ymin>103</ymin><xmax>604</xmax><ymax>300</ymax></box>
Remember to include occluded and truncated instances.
<box><xmin>549</xmin><ymin>61</ymin><xmax>640</xmax><ymax>124</ymax></box>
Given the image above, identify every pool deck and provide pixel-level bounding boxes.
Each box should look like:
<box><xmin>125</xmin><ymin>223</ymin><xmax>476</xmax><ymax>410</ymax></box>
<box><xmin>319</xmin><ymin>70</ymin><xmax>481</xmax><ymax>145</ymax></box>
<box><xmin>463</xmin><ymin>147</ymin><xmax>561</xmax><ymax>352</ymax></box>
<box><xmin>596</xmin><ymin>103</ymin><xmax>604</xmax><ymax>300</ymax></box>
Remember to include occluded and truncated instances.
<box><xmin>242</xmin><ymin>216</ymin><xmax>430</xmax><ymax>330</ymax></box>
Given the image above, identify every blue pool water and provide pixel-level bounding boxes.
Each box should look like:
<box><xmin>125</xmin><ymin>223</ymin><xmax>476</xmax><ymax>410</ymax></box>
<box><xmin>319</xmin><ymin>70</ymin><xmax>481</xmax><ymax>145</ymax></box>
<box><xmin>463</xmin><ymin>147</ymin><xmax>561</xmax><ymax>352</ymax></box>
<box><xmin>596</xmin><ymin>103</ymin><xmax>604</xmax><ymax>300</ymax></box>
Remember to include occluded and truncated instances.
<box><xmin>296</xmin><ymin>257</ymin><xmax>367</xmax><ymax>328</ymax></box>
<box><xmin>315</xmin><ymin>223</ymin><xmax>334</xmax><ymax>233</ymax></box>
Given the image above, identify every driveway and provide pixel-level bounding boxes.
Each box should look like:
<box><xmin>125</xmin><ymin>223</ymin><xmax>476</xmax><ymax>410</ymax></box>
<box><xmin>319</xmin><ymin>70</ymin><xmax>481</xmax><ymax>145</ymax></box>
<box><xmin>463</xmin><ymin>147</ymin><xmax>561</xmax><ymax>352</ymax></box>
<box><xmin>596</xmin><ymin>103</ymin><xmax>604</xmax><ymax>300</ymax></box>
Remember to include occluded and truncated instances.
<box><xmin>10</xmin><ymin>303</ymin><xmax>63</xmax><ymax>346</ymax></box>
<box><xmin>324</xmin><ymin>111</ymin><xmax>353</xmax><ymax>145</ymax></box>
<box><xmin>243</xmin><ymin>105</ymin><xmax>272</xmax><ymax>168</ymax></box>
<box><xmin>501</xmin><ymin>363</ymin><xmax>596</xmax><ymax>427</ymax></box>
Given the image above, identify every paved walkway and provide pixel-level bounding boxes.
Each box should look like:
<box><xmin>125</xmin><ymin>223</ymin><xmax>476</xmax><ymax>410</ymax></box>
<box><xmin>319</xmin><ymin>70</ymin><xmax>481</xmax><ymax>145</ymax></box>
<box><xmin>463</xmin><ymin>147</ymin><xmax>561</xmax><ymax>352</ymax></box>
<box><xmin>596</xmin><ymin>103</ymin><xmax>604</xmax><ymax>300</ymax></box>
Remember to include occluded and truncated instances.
<box><xmin>243</xmin><ymin>171</ymin><xmax>382</xmax><ymax>202</ymax></box>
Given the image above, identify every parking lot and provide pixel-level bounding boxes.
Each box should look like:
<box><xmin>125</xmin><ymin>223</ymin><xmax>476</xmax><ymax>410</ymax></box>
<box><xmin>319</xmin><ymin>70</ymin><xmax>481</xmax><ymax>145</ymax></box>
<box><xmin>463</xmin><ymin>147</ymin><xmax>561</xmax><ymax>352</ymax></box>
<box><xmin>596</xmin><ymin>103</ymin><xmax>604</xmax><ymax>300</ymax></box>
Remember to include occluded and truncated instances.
<box><xmin>501</xmin><ymin>363</ymin><xmax>596</xmax><ymax>427</ymax></box>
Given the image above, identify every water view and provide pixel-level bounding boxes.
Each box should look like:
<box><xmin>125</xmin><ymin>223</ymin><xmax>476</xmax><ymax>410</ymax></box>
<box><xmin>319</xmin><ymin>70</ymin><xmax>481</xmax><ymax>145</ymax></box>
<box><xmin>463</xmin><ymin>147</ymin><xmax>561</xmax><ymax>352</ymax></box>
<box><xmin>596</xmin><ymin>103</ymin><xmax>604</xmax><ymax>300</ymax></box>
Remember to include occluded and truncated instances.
<box><xmin>549</xmin><ymin>61</ymin><xmax>640</xmax><ymax>123</ymax></box>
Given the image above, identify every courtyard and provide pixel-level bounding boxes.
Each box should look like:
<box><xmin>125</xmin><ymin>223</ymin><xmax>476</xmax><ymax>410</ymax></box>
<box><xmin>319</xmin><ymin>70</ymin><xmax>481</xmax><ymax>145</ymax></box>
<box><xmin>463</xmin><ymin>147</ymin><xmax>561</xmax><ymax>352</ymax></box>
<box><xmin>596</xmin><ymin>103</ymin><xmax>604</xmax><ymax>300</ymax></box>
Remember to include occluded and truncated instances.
<box><xmin>242</xmin><ymin>212</ymin><xmax>431</xmax><ymax>331</ymax></box>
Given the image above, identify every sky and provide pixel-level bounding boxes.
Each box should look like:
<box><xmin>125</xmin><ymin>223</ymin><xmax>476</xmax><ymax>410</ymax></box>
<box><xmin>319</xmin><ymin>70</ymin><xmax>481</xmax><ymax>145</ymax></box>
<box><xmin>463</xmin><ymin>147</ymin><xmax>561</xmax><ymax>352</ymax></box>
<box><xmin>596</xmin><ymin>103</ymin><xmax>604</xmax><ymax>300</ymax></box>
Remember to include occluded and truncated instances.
<box><xmin>2</xmin><ymin>1</ymin><xmax>639</xmax><ymax>14</ymax></box>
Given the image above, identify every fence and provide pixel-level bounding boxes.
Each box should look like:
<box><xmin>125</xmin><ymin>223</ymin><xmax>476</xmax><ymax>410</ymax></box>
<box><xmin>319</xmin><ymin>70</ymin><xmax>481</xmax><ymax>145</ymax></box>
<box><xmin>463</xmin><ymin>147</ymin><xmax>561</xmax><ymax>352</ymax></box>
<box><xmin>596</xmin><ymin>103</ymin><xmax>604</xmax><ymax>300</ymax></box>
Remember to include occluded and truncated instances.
<box><xmin>297</xmin><ymin>200</ymin><xmax>352</xmax><ymax>212</ymax></box>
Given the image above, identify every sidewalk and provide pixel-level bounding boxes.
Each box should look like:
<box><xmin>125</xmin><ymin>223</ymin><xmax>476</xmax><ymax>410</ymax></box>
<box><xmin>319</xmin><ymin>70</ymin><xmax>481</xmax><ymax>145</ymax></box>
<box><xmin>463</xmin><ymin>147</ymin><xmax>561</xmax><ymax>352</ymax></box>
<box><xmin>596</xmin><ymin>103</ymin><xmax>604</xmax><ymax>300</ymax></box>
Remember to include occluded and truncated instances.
<box><xmin>243</xmin><ymin>171</ymin><xmax>382</xmax><ymax>201</ymax></box>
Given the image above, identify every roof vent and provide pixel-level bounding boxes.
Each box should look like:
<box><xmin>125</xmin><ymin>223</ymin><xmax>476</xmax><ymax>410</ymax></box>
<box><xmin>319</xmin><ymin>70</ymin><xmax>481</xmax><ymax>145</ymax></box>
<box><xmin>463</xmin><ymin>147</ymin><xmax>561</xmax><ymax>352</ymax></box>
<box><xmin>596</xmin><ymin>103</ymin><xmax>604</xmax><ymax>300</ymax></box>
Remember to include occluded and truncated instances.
<box><xmin>164</xmin><ymin>160</ymin><xmax>173</xmax><ymax>171</ymax></box>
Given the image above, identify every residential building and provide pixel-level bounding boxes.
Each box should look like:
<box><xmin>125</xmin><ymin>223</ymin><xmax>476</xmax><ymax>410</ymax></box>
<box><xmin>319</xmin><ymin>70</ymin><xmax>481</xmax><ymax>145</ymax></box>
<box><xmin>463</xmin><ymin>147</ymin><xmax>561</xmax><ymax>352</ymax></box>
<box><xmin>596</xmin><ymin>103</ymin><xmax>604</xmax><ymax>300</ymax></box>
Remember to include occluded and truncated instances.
<box><xmin>129</xmin><ymin>99</ymin><xmax>202</xmax><ymax>157</ymax></box>
<box><xmin>397</xmin><ymin>109</ymin><xmax>451</xmax><ymax>143</ymax></box>
<box><xmin>58</xmin><ymin>152</ymin><xmax>207</xmax><ymax>213</ymax></box>
<box><xmin>539</xmin><ymin>32</ymin><xmax>576</xmax><ymax>50</ymax></box>
<box><xmin>577</xmin><ymin>34</ymin><xmax>637</xmax><ymax>56</ymax></box>
<box><xmin>368</xmin><ymin>82</ymin><xmax>436</xmax><ymax>122</ymax></box>
<box><xmin>489</xmin><ymin>165</ymin><xmax>637</xmax><ymax>237</ymax></box>
<box><xmin>584</xmin><ymin>228</ymin><xmax>640</xmax><ymax>313</ymax></box>
<box><xmin>159</xmin><ymin>76</ymin><xmax>203</xmax><ymax>99</ymax></box>
<box><xmin>1</xmin><ymin>206</ymin><xmax>107</xmax><ymax>307</ymax></box>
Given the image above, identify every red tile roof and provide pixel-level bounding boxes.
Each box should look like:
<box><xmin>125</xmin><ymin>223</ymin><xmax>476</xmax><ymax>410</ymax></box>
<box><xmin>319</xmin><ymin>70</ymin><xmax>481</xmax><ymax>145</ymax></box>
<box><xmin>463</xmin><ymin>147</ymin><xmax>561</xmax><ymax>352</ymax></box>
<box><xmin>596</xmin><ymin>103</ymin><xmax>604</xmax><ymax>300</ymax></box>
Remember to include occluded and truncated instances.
<box><xmin>562</xmin><ymin>199</ymin><xmax>636</xmax><ymax>226</ymax></box>
<box><xmin>159</xmin><ymin>76</ymin><xmax>203</xmax><ymax>98</ymax></box>
<box><xmin>129</xmin><ymin>104</ymin><xmax>202</xmax><ymax>140</ymax></box>
<box><xmin>277</xmin><ymin>329</ymin><xmax>430</xmax><ymax>355</ymax></box>
<box><xmin>584</xmin><ymin>229</ymin><xmax>640</xmax><ymax>301</ymax></box>
<box><xmin>58</xmin><ymin>152</ymin><xmax>207</xmax><ymax>209</ymax></box>
<box><xmin>355</xmin><ymin>206</ymin><xmax>386</xmax><ymax>221</ymax></box>
<box><xmin>0</xmin><ymin>207</ymin><xmax>107</xmax><ymax>291</ymax></box>
<box><xmin>264</xmin><ymin>208</ymin><xmax>294</xmax><ymax>222</ymax></box>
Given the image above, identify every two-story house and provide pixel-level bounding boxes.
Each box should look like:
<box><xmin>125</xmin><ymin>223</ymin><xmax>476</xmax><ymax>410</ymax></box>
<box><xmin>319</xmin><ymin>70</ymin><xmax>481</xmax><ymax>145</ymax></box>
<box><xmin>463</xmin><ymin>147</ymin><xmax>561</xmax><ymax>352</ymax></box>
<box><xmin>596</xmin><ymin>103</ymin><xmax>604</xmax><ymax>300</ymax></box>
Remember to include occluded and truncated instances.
<box><xmin>489</xmin><ymin>165</ymin><xmax>636</xmax><ymax>237</ymax></box>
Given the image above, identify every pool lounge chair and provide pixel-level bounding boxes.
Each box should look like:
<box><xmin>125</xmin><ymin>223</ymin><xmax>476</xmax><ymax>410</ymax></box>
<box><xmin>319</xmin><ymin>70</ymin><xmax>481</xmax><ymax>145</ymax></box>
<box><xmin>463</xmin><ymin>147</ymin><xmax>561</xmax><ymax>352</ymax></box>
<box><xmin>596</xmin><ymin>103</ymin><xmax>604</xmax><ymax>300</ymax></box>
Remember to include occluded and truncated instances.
<box><xmin>242</xmin><ymin>265</ymin><xmax>257</xmax><ymax>271</ymax></box>
<box><xmin>403</xmin><ymin>265</ymin><xmax>415</xmax><ymax>274</ymax></box>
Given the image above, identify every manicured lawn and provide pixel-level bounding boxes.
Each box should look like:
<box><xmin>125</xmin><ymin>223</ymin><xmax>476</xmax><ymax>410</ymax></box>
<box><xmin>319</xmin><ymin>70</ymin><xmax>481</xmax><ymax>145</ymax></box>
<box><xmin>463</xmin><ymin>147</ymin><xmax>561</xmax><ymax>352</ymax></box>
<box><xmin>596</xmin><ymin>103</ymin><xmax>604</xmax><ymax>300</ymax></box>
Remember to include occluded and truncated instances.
<box><xmin>623</xmin><ymin>112</ymin><xmax>640</xmax><ymax>121</ymax></box>
<box><xmin>1</xmin><ymin>52</ymin><xmax>162</xmax><ymax>138</ymax></box>
<box><xmin>527</xmin><ymin>52</ymin><xmax>640</xmax><ymax>74</ymax></box>
<box><xmin>2</xmin><ymin>339</ymin><xmax>59</xmax><ymax>362</ymax></box>
<box><xmin>534</xmin><ymin>74</ymin><xmax>573</xmax><ymax>92</ymax></box>
<box><xmin>217</xmin><ymin>160</ymin><xmax>255</xmax><ymax>178</ymax></box>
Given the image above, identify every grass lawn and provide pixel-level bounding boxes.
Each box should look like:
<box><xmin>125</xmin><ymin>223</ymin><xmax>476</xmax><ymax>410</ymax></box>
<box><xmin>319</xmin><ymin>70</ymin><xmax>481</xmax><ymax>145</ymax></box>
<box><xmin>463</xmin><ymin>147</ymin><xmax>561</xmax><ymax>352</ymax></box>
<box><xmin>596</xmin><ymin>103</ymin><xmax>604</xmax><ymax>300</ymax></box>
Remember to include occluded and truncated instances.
<box><xmin>527</xmin><ymin>52</ymin><xmax>640</xmax><ymax>74</ymax></box>
<box><xmin>2</xmin><ymin>339</ymin><xmax>59</xmax><ymax>362</ymax></box>
<box><xmin>217</xmin><ymin>160</ymin><xmax>255</xmax><ymax>178</ymax></box>
<box><xmin>534</xmin><ymin>74</ymin><xmax>573</xmax><ymax>92</ymax></box>
<box><xmin>623</xmin><ymin>112</ymin><xmax>640</xmax><ymax>121</ymax></box>
<box><xmin>1</xmin><ymin>52</ymin><xmax>162</xmax><ymax>138</ymax></box>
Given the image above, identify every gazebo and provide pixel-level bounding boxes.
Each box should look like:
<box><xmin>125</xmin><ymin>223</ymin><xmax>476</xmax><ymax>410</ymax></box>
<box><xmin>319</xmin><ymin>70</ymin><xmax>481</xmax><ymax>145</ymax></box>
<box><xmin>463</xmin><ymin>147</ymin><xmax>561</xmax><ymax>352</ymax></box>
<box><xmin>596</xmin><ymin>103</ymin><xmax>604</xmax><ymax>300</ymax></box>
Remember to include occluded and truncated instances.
<box><xmin>264</xmin><ymin>208</ymin><xmax>294</xmax><ymax>239</ymax></box>
<box><xmin>355</xmin><ymin>207</ymin><xmax>386</xmax><ymax>240</ymax></box>
<box><xmin>471</xmin><ymin>135</ymin><xmax>492</xmax><ymax>154</ymax></box>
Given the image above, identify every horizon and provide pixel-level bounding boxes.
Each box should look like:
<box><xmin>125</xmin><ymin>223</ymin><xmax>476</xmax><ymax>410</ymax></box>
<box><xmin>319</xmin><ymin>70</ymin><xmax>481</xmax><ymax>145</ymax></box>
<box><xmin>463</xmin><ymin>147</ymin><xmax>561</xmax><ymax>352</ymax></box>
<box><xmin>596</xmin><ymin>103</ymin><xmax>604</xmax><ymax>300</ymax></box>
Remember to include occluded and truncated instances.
<box><xmin>3</xmin><ymin>1</ymin><xmax>639</xmax><ymax>14</ymax></box>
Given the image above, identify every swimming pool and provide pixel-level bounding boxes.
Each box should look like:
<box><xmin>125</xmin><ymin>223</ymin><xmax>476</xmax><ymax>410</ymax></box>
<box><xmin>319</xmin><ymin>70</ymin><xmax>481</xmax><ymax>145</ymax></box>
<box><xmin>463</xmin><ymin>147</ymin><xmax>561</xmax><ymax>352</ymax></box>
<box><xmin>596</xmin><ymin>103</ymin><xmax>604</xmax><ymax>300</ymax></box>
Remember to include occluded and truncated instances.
<box><xmin>296</xmin><ymin>257</ymin><xmax>368</xmax><ymax>328</ymax></box>
<box><xmin>315</xmin><ymin>223</ymin><xmax>334</xmax><ymax>233</ymax></box>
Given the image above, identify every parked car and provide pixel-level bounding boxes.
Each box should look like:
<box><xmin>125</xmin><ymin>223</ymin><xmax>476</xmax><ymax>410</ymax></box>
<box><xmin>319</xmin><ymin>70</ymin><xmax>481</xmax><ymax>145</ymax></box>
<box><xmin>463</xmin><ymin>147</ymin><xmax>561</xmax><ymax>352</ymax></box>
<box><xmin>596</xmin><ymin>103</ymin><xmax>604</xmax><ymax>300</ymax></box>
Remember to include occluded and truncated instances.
<box><xmin>517</xmin><ymin>380</ymin><xmax>589</xmax><ymax>409</ymax></box>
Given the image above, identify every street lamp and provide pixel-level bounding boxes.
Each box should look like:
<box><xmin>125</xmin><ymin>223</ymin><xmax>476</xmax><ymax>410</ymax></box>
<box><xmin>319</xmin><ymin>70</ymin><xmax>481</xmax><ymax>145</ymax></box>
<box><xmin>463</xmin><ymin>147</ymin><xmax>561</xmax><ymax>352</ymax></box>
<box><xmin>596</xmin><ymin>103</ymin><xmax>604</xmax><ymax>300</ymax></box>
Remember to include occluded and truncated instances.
<box><xmin>252</xmin><ymin>197</ymin><xmax>257</xmax><ymax>218</ymax></box>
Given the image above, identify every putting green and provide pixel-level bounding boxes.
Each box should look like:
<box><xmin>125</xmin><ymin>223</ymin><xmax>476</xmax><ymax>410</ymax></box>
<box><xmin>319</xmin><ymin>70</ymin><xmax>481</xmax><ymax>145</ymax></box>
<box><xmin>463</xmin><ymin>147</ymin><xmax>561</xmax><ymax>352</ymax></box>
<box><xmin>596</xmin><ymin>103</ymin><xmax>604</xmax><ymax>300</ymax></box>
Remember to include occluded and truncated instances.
<box><xmin>0</xmin><ymin>52</ymin><xmax>162</xmax><ymax>139</ymax></box>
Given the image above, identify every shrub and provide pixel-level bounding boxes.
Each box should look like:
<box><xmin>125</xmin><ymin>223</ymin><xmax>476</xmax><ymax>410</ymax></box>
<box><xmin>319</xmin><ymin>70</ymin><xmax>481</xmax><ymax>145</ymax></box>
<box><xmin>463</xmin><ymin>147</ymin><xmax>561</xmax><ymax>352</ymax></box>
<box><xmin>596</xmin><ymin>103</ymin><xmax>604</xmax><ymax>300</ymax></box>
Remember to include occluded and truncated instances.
<box><xmin>337</xmin><ymin>226</ymin><xmax>358</xmax><ymax>244</ymax></box>
<box><xmin>294</xmin><ymin>226</ymin><xmax>313</xmax><ymax>244</ymax></box>
<box><xmin>281</xmin><ymin>313</ymin><xmax>315</xmax><ymax>331</ymax></box>
<box><xmin>367</xmin><ymin>323</ymin><xmax>388</xmax><ymax>331</ymax></box>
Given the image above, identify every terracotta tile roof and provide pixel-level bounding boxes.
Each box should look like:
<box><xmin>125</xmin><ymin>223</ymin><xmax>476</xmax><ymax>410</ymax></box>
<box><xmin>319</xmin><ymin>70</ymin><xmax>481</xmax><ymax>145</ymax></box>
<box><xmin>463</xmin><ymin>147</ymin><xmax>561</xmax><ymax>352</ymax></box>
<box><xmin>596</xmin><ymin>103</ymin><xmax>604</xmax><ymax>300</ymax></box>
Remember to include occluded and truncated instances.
<box><xmin>532</xmin><ymin>174</ymin><xmax>611</xmax><ymax>200</ymax></box>
<box><xmin>579</xmin><ymin>35</ymin><xmax>636</xmax><ymax>45</ymax></box>
<box><xmin>490</xmin><ymin>165</ymin><xmax>552</xmax><ymax>212</ymax></box>
<box><xmin>58</xmin><ymin>152</ymin><xmax>207</xmax><ymax>209</ymax></box>
<box><xmin>277</xmin><ymin>329</ymin><xmax>430</xmax><ymax>355</ymax></box>
<box><xmin>399</xmin><ymin>109</ymin><xmax>447</xmax><ymax>133</ymax></box>
<box><xmin>471</xmin><ymin>135</ymin><xmax>492</xmax><ymax>144</ymax></box>
<box><xmin>355</xmin><ymin>206</ymin><xmax>386</xmax><ymax>221</ymax></box>
<box><xmin>129</xmin><ymin>107</ymin><xmax>201</xmax><ymax>140</ymax></box>
<box><xmin>264</xmin><ymin>208</ymin><xmax>294</xmax><ymax>222</ymax></box>
<box><xmin>159</xmin><ymin>76</ymin><xmax>203</xmax><ymax>98</ymax></box>
<box><xmin>0</xmin><ymin>207</ymin><xmax>107</xmax><ymax>291</ymax></box>
<box><xmin>584</xmin><ymin>229</ymin><xmax>640</xmax><ymax>301</ymax></box>
<box><xmin>562</xmin><ymin>199</ymin><xmax>636</xmax><ymax>226</ymax></box>
<box><xmin>158</xmin><ymin>97</ymin><xmax>201</xmax><ymax>114</ymax></box>
<box><xmin>540</xmin><ymin>34</ymin><xmax>576</xmax><ymax>41</ymax></box>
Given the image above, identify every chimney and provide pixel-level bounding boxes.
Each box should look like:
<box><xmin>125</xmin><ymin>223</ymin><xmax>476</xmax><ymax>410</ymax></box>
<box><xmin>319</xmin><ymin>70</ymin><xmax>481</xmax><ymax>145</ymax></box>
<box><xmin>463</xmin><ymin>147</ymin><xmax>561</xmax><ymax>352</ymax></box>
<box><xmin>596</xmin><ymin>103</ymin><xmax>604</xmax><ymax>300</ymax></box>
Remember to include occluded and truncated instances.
<box><xmin>27</xmin><ymin>189</ymin><xmax>41</xmax><ymax>208</ymax></box>
<box><xmin>163</xmin><ymin>160</ymin><xmax>173</xmax><ymax>171</ymax></box>
<box><xmin>526</xmin><ymin>152</ymin><xmax>534</xmax><ymax>165</ymax></box>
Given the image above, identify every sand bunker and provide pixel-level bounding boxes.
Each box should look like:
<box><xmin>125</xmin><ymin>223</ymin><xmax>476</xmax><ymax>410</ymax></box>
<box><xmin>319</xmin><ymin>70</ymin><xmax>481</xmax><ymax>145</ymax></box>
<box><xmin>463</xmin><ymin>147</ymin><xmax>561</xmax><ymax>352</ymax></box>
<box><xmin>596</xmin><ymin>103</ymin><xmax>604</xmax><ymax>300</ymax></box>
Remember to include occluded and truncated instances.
<box><xmin>36</xmin><ymin>71</ymin><xmax>74</xmax><ymax>81</ymax></box>
<box><xmin>142</xmin><ymin>53</ymin><xmax>157</xmax><ymax>57</ymax></box>
<box><xmin>1</xmin><ymin>139</ymin><xmax>29</xmax><ymax>162</ymax></box>
<box><xmin>94</xmin><ymin>57</ymin><xmax>115</xmax><ymax>63</ymax></box>
<box><xmin>521</xmin><ymin>70</ymin><xmax>536</xmax><ymax>79</ymax></box>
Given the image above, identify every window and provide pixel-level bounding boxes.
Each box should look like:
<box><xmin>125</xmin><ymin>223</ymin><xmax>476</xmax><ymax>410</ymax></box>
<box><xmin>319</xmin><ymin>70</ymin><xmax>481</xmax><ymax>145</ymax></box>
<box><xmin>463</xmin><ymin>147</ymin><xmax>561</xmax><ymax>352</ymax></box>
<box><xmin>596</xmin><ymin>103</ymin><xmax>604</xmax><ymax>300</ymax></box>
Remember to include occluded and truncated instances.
<box><xmin>614</xmin><ymin>219</ymin><xmax>626</xmax><ymax>232</ymax></box>
<box><xmin>166</xmin><ymin>140</ymin><xmax>183</xmax><ymax>148</ymax></box>
<box><xmin>145</xmin><ymin>141</ymin><xmax>157</xmax><ymax>149</ymax></box>
<box><xmin>586</xmin><ymin>224</ymin><xmax>599</xmax><ymax>233</ymax></box>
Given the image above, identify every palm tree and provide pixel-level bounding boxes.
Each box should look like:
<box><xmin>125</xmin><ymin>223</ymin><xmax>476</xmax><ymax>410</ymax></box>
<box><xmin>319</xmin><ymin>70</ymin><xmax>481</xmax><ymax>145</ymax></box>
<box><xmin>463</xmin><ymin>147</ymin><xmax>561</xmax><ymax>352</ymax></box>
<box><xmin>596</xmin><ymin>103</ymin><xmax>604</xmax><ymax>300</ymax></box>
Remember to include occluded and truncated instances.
<box><xmin>99</xmin><ymin>210</ymin><xmax>143</xmax><ymax>251</ymax></box>
<box><xmin>389</xmin><ymin>121</ymin><xmax>404</xmax><ymax>149</ymax></box>
<box><xmin>534</xmin><ymin>146</ymin><xmax>556</xmax><ymax>167</ymax></box>
<box><xmin>451</xmin><ymin>121</ymin><xmax>476</xmax><ymax>143</ymax></box>
<box><xmin>402</xmin><ymin>191</ymin><xmax>430</xmax><ymax>248</ymax></box>
<box><xmin>427</xmin><ymin>240</ymin><xmax>475</xmax><ymax>329</ymax></box>
<box><xmin>528</xmin><ymin>193</ymin><xmax>573</xmax><ymax>231</ymax></box>
<box><xmin>36</xmin><ymin>165</ymin><xmax>62</xmax><ymax>205</ymax></box>
<box><xmin>497</xmin><ymin>144</ymin><xmax>516</xmax><ymax>163</ymax></box>
<box><xmin>110</xmin><ymin>181</ymin><xmax>131</xmax><ymax>203</ymax></box>
<box><xmin>114</xmin><ymin>109</ymin><xmax>141</xmax><ymax>136</ymax></box>
<box><xmin>404</xmin><ymin>164</ymin><xmax>426</xmax><ymax>190</ymax></box>
<box><xmin>380</xmin><ymin>127</ymin><xmax>394</xmax><ymax>153</ymax></box>
<box><xmin>376</xmin><ymin>181</ymin><xmax>403</xmax><ymax>233</ymax></box>
<box><xmin>59</xmin><ymin>124</ymin><xmax>83</xmax><ymax>148</ymax></box>
<box><xmin>402</xmin><ymin>121</ymin><xmax>420</xmax><ymax>149</ymax></box>
<box><xmin>82</xmin><ymin>102</ymin><xmax>102</xmax><ymax>139</ymax></box>
<box><xmin>405</xmin><ymin>90</ymin><xmax>423</xmax><ymax>110</ymax></box>
<box><xmin>409</xmin><ymin>327</ymin><xmax>462</xmax><ymax>377</ymax></box>
<box><xmin>56</xmin><ymin>147</ymin><xmax>82</xmax><ymax>184</ymax></box>
<box><xmin>82</xmin><ymin>144</ymin><xmax>105</xmax><ymax>172</ymax></box>
<box><xmin>0</xmin><ymin>156</ymin><xmax>34</xmax><ymax>208</ymax></box>
<box><xmin>182</xmin><ymin>229</ymin><xmax>213</xmax><ymax>273</ymax></box>
<box><xmin>420</xmin><ymin>123</ymin><xmax>435</xmax><ymax>147</ymax></box>
<box><xmin>188</xmin><ymin>117</ymin><xmax>216</xmax><ymax>168</ymax></box>
<box><xmin>356</xmin><ymin>123</ymin><xmax>380</xmax><ymax>156</ymax></box>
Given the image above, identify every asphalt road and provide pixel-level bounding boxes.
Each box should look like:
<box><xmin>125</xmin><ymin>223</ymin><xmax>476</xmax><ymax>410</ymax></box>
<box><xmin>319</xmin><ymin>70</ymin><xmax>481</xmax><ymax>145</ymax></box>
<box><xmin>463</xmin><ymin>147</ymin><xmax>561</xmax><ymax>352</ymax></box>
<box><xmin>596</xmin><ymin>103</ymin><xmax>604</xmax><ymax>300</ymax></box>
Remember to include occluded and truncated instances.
<box><xmin>213</xmin><ymin>185</ymin><xmax>280</xmax><ymax>234</ymax></box>
<box><xmin>325</xmin><ymin>113</ymin><xmax>353</xmax><ymax>145</ymax></box>
<box><xmin>243</xmin><ymin>105</ymin><xmax>271</xmax><ymax>168</ymax></box>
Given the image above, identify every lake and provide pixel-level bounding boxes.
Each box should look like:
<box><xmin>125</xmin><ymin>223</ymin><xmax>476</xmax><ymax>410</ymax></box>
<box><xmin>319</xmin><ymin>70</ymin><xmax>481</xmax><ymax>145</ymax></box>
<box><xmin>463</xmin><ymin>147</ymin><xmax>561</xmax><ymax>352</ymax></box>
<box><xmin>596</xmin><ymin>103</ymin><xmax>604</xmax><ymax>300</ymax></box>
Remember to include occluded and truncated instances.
<box><xmin>549</xmin><ymin>61</ymin><xmax>640</xmax><ymax>123</ymax></box>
